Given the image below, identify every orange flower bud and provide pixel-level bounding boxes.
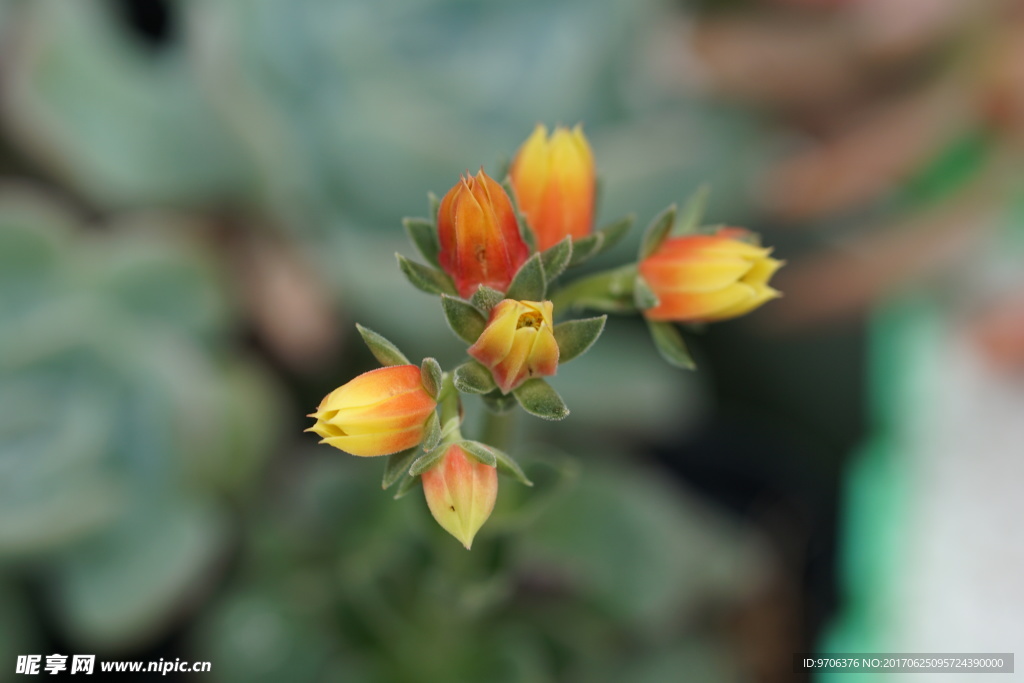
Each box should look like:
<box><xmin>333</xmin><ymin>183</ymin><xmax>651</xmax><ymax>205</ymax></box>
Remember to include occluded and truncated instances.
<box><xmin>437</xmin><ymin>169</ymin><xmax>530</xmax><ymax>298</ymax></box>
<box><xmin>306</xmin><ymin>365</ymin><xmax>437</xmax><ymax>457</ymax></box>
<box><xmin>639</xmin><ymin>228</ymin><xmax>783</xmax><ymax>323</ymax></box>
<box><xmin>468</xmin><ymin>299</ymin><xmax>559</xmax><ymax>394</ymax></box>
<box><xmin>510</xmin><ymin>124</ymin><xmax>595</xmax><ymax>251</ymax></box>
<box><xmin>421</xmin><ymin>444</ymin><xmax>498</xmax><ymax>549</ymax></box>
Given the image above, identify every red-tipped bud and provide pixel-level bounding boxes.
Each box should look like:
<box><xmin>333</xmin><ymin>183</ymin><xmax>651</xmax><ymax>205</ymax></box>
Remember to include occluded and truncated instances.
<box><xmin>422</xmin><ymin>444</ymin><xmax>498</xmax><ymax>549</ymax></box>
<box><xmin>437</xmin><ymin>169</ymin><xmax>530</xmax><ymax>298</ymax></box>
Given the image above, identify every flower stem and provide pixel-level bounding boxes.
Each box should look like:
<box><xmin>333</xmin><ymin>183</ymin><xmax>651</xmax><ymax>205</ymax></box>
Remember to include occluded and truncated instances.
<box><xmin>549</xmin><ymin>264</ymin><xmax>638</xmax><ymax>316</ymax></box>
<box><xmin>479</xmin><ymin>409</ymin><xmax>515</xmax><ymax>452</ymax></box>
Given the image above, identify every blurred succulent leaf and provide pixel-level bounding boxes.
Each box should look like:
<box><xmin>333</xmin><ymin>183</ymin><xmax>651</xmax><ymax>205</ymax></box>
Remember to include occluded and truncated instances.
<box><xmin>409</xmin><ymin>443</ymin><xmax>448</xmax><ymax>477</ymax></box>
<box><xmin>441</xmin><ymin>295</ymin><xmax>486</xmax><ymax>344</ymax></box>
<box><xmin>453</xmin><ymin>360</ymin><xmax>496</xmax><ymax>395</ymax></box>
<box><xmin>382</xmin><ymin>446</ymin><xmax>420</xmax><ymax>490</ymax></box>
<box><xmin>54</xmin><ymin>498</ymin><xmax>226</xmax><ymax>648</ymax></box>
<box><xmin>456</xmin><ymin>440</ymin><xmax>498</xmax><ymax>468</ymax></box>
<box><xmin>420</xmin><ymin>357</ymin><xmax>442</xmax><ymax>398</ymax></box>
<box><xmin>512</xmin><ymin>379</ymin><xmax>569</xmax><ymax>421</ymax></box>
<box><xmin>647</xmin><ymin>320</ymin><xmax>696</xmax><ymax>370</ymax></box>
<box><xmin>421</xmin><ymin>411</ymin><xmax>442</xmax><ymax>453</ymax></box>
<box><xmin>403</xmin><ymin>217</ymin><xmax>440</xmax><ymax>267</ymax></box>
<box><xmin>633</xmin><ymin>275</ymin><xmax>660</xmax><ymax>310</ymax></box>
<box><xmin>674</xmin><ymin>185</ymin><xmax>710</xmax><ymax>237</ymax></box>
<box><xmin>355</xmin><ymin>323</ymin><xmax>410</xmax><ymax>366</ymax></box>
<box><xmin>470</xmin><ymin>286</ymin><xmax>505</xmax><ymax>313</ymax></box>
<box><xmin>481</xmin><ymin>388</ymin><xmax>518</xmax><ymax>414</ymax></box>
<box><xmin>505</xmin><ymin>253</ymin><xmax>545</xmax><ymax>301</ymax></box>
<box><xmin>396</xmin><ymin>254</ymin><xmax>457</xmax><ymax>296</ymax></box>
<box><xmin>553</xmin><ymin>315</ymin><xmax>607</xmax><ymax>364</ymax></box>
<box><xmin>540</xmin><ymin>236</ymin><xmax>573</xmax><ymax>283</ymax></box>
<box><xmin>392</xmin><ymin>472</ymin><xmax>420</xmax><ymax>500</ymax></box>
<box><xmin>638</xmin><ymin>205</ymin><xmax>677</xmax><ymax>261</ymax></box>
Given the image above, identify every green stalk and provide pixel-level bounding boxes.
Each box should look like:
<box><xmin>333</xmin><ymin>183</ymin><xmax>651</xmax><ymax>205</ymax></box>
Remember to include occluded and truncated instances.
<box><xmin>549</xmin><ymin>264</ymin><xmax>638</xmax><ymax>315</ymax></box>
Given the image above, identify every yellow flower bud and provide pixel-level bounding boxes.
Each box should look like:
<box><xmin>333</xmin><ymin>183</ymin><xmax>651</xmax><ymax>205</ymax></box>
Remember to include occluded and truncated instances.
<box><xmin>468</xmin><ymin>299</ymin><xmax>559</xmax><ymax>394</ymax></box>
<box><xmin>510</xmin><ymin>124</ymin><xmax>596</xmax><ymax>251</ymax></box>
<box><xmin>421</xmin><ymin>444</ymin><xmax>498</xmax><ymax>549</ymax></box>
<box><xmin>306</xmin><ymin>365</ymin><xmax>437</xmax><ymax>457</ymax></box>
<box><xmin>639</xmin><ymin>228</ymin><xmax>783</xmax><ymax>323</ymax></box>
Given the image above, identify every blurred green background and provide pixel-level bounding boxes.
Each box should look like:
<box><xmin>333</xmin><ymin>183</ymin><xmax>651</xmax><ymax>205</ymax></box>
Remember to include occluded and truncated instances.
<box><xmin>4</xmin><ymin>0</ymin><xmax>1023</xmax><ymax>681</ymax></box>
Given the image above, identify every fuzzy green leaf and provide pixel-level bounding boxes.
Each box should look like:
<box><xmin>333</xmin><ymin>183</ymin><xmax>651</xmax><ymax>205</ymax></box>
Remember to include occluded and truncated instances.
<box><xmin>505</xmin><ymin>253</ymin><xmax>546</xmax><ymax>301</ymax></box>
<box><xmin>396</xmin><ymin>253</ymin><xmax>456</xmax><ymax>296</ymax></box>
<box><xmin>382</xmin><ymin>446</ymin><xmax>419</xmax><ymax>490</ymax></box>
<box><xmin>457</xmin><ymin>440</ymin><xmax>498</xmax><ymax>467</ymax></box>
<box><xmin>675</xmin><ymin>185</ymin><xmax>709</xmax><ymax>237</ymax></box>
<box><xmin>409</xmin><ymin>442</ymin><xmax>448</xmax><ymax>476</ymax></box>
<box><xmin>513</xmin><ymin>378</ymin><xmax>569</xmax><ymax>421</ymax></box>
<box><xmin>647</xmin><ymin>320</ymin><xmax>696</xmax><ymax>370</ymax></box>
<box><xmin>568</xmin><ymin>233</ymin><xmax>604</xmax><ymax>267</ymax></box>
<box><xmin>392</xmin><ymin>473</ymin><xmax>420</xmax><ymax>499</ymax></box>
<box><xmin>481</xmin><ymin>389</ymin><xmax>518</xmax><ymax>414</ymax></box>
<box><xmin>470</xmin><ymin>286</ymin><xmax>505</xmax><ymax>313</ymax></box>
<box><xmin>421</xmin><ymin>410</ymin><xmax>442</xmax><ymax>452</ymax></box>
<box><xmin>633</xmin><ymin>275</ymin><xmax>660</xmax><ymax>310</ymax></box>
<box><xmin>490</xmin><ymin>447</ymin><xmax>533</xmax><ymax>486</ymax></box>
<box><xmin>553</xmin><ymin>315</ymin><xmax>607</xmax><ymax>364</ymax></box>
<box><xmin>441</xmin><ymin>295</ymin><xmax>487</xmax><ymax>344</ymax></box>
<box><xmin>403</xmin><ymin>217</ymin><xmax>440</xmax><ymax>267</ymax></box>
<box><xmin>540</xmin><ymin>236</ymin><xmax>573</xmax><ymax>283</ymax></box>
<box><xmin>453</xmin><ymin>360</ymin><xmax>497</xmax><ymax>394</ymax></box>
<box><xmin>427</xmin><ymin>191</ymin><xmax>441</xmax><ymax>223</ymax></box>
<box><xmin>638</xmin><ymin>205</ymin><xmax>677</xmax><ymax>261</ymax></box>
<box><xmin>420</xmin><ymin>358</ymin><xmax>442</xmax><ymax>399</ymax></box>
<box><xmin>355</xmin><ymin>324</ymin><xmax>410</xmax><ymax>366</ymax></box>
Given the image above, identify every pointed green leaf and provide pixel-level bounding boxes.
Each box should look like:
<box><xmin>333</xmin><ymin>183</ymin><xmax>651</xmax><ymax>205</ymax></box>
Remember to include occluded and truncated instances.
<box><xmin>505</xmin><ymin>253</ymin><xmax>546</xmax><ymax>301</ymax></box>
<box><xmin>595</xmin><ymin>214</ymin><xmax>635</xmax><ymax>254</ymax></box>
<box><xmin>490</xmin><ymin>447</ymin><xmax>533</xmax><ymax>486</ymax></box>
<box><xmin>420</xmin><ymin>357</ymin><xmax>442</xmax><ymax>398</ymax></box>
<box><xmin>675</xmin><ymin>185</ymin><xmax>709</xmax><ymax>237</ymax></box>
<box><xmin>513</xmin><ymin>378</ymin><xmax>569</xmax><ymax>421</ymax></box>
<box><xmin>421</xmin><ymin>410</ymin><xmax>442</xmax><ymax>452</ymax></box>
<box><xmin>396</xmin><ymin>253</ymin><xmax>456</xmax><ymax>296</ymax></box>
<box><xmin>457</xmin><ymin>440</ymin><xmax>497</xmax><ymax>467</ymax></box>
<box><xmin>568</xmin><ymin>233</ymin><xmax>604</xmax><ymax>267</ymax></box>
<box><xmin>633</xmin><ymin>275</ymin><xmax>660</xmax><ymax>310</ymax></box>
<box><xmin>540</xmin><ymin>236</ymin><xmax>573</xmax><ymax>283</ymax></box>
<box><xmin>647</xmin><ymin>320</ymin><xmax>696</xmax><ymax>370</ymax></box>
<box><xmin>638</xmin><ymin>205</ymin><xmax>677</xmax><ymax>260</ymax></box>
<box><xmin>441</xmin><ymin>295</ymin><xmax>487</xmax><ymax>344</ymax></box>
<box><xmin>427</xmin><ymin>191</ymin><xmax>441</xmax><ymax>223</ymax></box>
<box><xmin>471</xmin><ymin>286</ymin><xmax>505</xmax><ymax>313</ymax></box>
<box><xmin>453</xmin><ymin>360</ymin><xmax>496</xmax><ymax>394</ymax></box>
<box><xmin>403</xmin><ymin>217</ymin><xmax>440</xmax><ymax>267</ymax></box>
<box><xmin>553</xmin><ymin>315</ymin><xmax>606</xmax><ymax>364</ymax></box>
<box><xmin>409</xmin><ymin>442</ymin><xmax>448</xmax><ymax>476</ymax></box>
<box><xmin>382</xmin><ymin>446</ymin><xmax>420</xmax><ymax>490</ymax></box>
<box><xmin>355</xmin><ymin>324</ymin><xmax>410</xmax><ymax>366</ymax></box>
<box><xmin>501</xmin><ymin>177</ymin><xmax>537</xmax><ymax>252</ymax></box>
<box><xmin>393</xmin><ymin>472</ymin><xmax>420</xmax><ymax>499</ymax></box>
<box><xmin>481</xmin><ymin>389</ymin><xmax>518</xmax><ymax>414</ymax></box>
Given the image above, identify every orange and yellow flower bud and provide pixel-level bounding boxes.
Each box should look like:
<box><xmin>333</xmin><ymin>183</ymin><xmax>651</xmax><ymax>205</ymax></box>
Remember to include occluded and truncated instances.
<box><xmin>639</xmin><ymin>228</ymin><xmax>783</xmax><ymax>323</ymax></box>
<box><xmin>510</xmin><ymin>124</ymin><xmax>595</xmax><ymax>251</ymax></box>
<box><xmin>437</xmin><ymin>169</ymin><xmax>530</xmax><ymax>299</ymax></box>
<box><xmin>421</xmin><ymin>444</ymin><xmax>498</xmax><ymax>549</ymax></box>
<box><xmin>468</xmin><ymin>299</ymin><xmax>559</xmax><ymax>394</ymax></box>
<box><xmin>307</xmin><ymin>365</ymin><xmax>437</xmax><ymax>457</ymax></box>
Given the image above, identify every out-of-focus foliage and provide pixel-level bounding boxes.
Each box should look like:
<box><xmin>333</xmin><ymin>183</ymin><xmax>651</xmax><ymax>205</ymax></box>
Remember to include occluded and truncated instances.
<box><xmin>0</xmin><ymin>191</ymin><xmax>283</xmax><ymax>647</ymax></box>
<box><xmin>0</xmin><ymin>0</ymin><xmax>781</xmax><ymax>679</ymax></box>
<box><xmin>194</xmin><ymin>451</ymin><xmax>763</xmax><ymax>683</ymax></box>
